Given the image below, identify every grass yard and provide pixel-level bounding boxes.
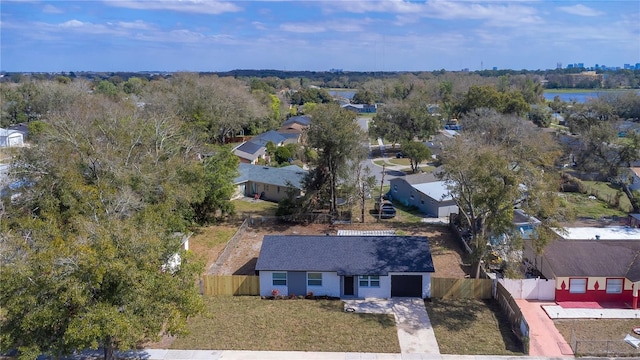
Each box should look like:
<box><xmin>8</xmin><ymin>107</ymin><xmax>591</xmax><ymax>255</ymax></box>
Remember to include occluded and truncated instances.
<box><xmin>232</xmin><ymin>198</ymin><xmax>278</xmax><ymax>217</ymax></box>
<box><xmin>560</xmin><ymin>192</ymin><xmax>627</xmax><ymax>219</ymax></box>
<box><xmin>189</xmin><ymin>225</ymin><xmax>238</xmax><ymax>270</ymax></box>
<box><xmin>583</xmin><ymin>180</ymin><xmax>633</xmax><ymax>213</ymax></box>
<box><xmin>425</xmin><ymin>298</ymin><xmax>523</xmax><ymax>356</ymax></box>
<box><xmin>170</xmin><ymin>296</ymin><xmax>400</xmax><ymax>353</ymax></box>
<box><xmin>554</xmin><ymin>319</ymin><xmax>640</xmax><ymax>357</ymax></box>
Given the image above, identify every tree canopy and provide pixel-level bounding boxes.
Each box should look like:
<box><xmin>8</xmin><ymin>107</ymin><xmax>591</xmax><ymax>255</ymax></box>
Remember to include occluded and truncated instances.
<box><xmin>369</xmin><ymin>99</ymin><xmax>440</xmax><ymax>145</ymax></box>
<box><xmin>302</xmin><ymin>103</ymin><xmax>368</xmax><ymax>215</ymax></box>
<box><xmin>439</xmin><ymin>110</ymin><xmax>566</xmax><ymax>277</ymax></box>
<box><xmin>0</xmin><ymin>89</ymin><xmax>213</xmax><ymax>360</ymax></box>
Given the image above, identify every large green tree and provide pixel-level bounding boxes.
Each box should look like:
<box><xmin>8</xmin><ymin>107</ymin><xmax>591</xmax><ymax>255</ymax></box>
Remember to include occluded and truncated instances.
<box><xmin>303</xmin><ymin>103</ymin><xmax>368</xmax><ymax>215</ymax></box>
<box><xmin>369</xmin><ymin>99</ymin><xmax>440</xmax><ymax>145</ymax></box>
<box><xmin>0</xmin><ymin>92</ymin><xmax>206</xmax><ymax>360</ymax></box>
<box><xmin>401</xmin><ymin>141</ymin><xmax>431</xmax><ymax>173</ymax></box>
<box><xmin>440</xmin><ymin>110</ymin><xmax>566</xmax><ymax>277</ymax></box>
<box><xmin>171</xmin><ymin>73</ymin><xmax>267</xmax><ymax>143</ymax></box>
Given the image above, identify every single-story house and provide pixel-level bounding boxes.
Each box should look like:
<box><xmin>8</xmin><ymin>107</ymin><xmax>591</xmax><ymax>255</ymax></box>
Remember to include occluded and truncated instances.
<box><xmin>341</xmin><ymin>104</ymin><xmax>377</xmax><ymax>114</ymax></box>
<box><xmin>389</xmin><ymin>175</ymin><xmax>458</xmax><ymax>218</ymax></box>
<box><xmin>630</xmin><ymin>214</ymin><xmax>640</xmax><ymax>228</ymax></box>
<box><xmin>255</xmin><ymin>235</ymin><xmax>435</xmax><ymax>299</ymax></box>
<box><xmin>277</xmin><ymin>116</ymin><xmax>311</xmax><ymax>145</ymax></box>
<box><xmin>0</xmin><ymin>128</ymin><xmax>24</xmax><ymax>148</ymax></box>
<box><xmin>525</xmin><ymin>226</ymin><xmax>640</xmax><ymax>308</ymax></box>
<box><xmin>281</xmin><ymin>115</ymin><xmax>311</xmax><ymax>129</ymax></box>
<box><xmin>233</xmin><ymin>163</ymin><xmax>307</xmax><ymax>202</ymax></box>
<box><xmin>233</xmin><ymin>130</ymin><xmax>288</xmax><ymax>164</ymax></box>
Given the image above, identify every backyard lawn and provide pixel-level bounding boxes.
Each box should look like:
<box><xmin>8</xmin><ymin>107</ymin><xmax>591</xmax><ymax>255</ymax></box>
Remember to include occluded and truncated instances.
<box><xmin>582</xmin><ymin>180</ymin><xmax>633</xmax><ymax>213</ymax></box>
<box><xmin>425</xmin><ymin>298</ymin><xmax>523</xmax><ymax>355</ymax></box>
<box><xmin>232</xmin><ymin>198</ymin><xmax>278</xmax><ymax>217</ymax></box>
<box><xmin>560</xmin><ymin>192</ymin><xmax>628</xmax><ymax>219</ymax></box>
<box><xmin>170</xmin><ymin>296</ymin><xmax>400</xmax><ymax>353</ymax></box>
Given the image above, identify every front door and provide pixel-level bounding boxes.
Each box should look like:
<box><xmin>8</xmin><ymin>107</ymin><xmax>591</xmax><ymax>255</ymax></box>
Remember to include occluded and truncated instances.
<box><xmin>344</xmin><ymin>276</ymin><xmax>355</xmax><ymax>296</ymax></box>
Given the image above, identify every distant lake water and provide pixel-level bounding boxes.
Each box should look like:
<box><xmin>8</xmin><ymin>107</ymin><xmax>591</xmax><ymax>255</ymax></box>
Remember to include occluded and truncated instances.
<box><xmin>330</xmin><ymin>88</ymin><xmax>638</xmax><ymax>104</ymax></box>
<box><xmin>543</xmin><ymin>90</ymin><xmax>640</xmax><ymax>103</ymax></box>
<box><xmin>329</xmin><ymin>89</ymin><xmax>356</xmax><ymax>99</ymax></box>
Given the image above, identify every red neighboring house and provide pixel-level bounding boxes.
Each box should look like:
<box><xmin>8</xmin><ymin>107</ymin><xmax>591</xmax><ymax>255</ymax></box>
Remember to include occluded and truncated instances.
<box><xmin>527</xmin><ymin>227</ymin><xmax>640</xmax><ymax>309</ymax></box>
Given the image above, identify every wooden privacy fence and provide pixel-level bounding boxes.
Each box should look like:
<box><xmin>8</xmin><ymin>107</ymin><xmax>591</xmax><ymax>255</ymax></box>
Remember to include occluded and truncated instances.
<box><xmin>202</xmin><ymin>275</ymin><xmax>260</xmax><ymax>296</ymax></box>
<box><xmin>430</xmin><ymin>277</ymin><xmax>493</xmax><ymax>299</ymax></box>
<box><xmin>495</xmin><ymin>281</ymin><xmax>530</xmax><ymax>354</ymax></box>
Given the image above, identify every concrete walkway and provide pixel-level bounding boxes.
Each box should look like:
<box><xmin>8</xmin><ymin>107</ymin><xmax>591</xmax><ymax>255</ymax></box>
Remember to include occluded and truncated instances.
<box><xmin>344</xmin><ymin>298</ymin><xmax>440</xmax><ymax>355</ymax></box>
<box><xmin>542</xmin><ymin>304</ymin><xmax>640</xmax><ymax>319</ymax></box>
<box><xmin>515</xmin><ymin>300</ymin><xmax>573</xmax><ymax>358</ymax></box>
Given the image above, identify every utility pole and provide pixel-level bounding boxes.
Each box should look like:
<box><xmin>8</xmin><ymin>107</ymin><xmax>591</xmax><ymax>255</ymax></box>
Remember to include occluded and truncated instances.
<box><xmin>378</xmin><ymin>164</ymin><xmax>385</xmax><ymax>221</ymax></box>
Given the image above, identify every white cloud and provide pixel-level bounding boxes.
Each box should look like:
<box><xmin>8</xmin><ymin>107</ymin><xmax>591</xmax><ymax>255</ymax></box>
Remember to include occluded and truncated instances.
<box><xmin>323</xmin><ymin>1</ymin><xmax>543</xmax><ymax>28</ymax></box>
<box><xmin>557</xmin><ymin>4</ymin><xmax>604</xmax><ymax>17</ymax></box>
<box><xmin>280</xmin><ymin>23</ymin><xmax>326</xmax><ymax>33</ymax></box>
<box><xmin>42</xmin><ymin>4</ymin><xmax>63</xmax><ymax>14</ymax></box>
<box><xmin>252</xmin><ymin>21</ymin><xmax>267</xmax><ymax>30</ymax></box>
<box><xmin>102</xmin><ymin>0</ymin><xmax>243</xmax><ymax>15</ymax></box>
<box><xmin>114</xmin><ymin>20</ymin><xmax>155</xmax><ymax>30</ymax></box>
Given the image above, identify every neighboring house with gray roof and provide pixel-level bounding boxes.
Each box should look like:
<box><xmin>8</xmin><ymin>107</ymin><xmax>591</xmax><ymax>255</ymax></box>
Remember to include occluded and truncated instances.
<box><xmin>341</xmin><ymin>104</ymin><xmax>377</xmax><ymax>114</ymax></box>
<box><xmin>233</xmin><ymin>163</ymin><xmax>307</xmax><ymax>202</ymax></box>
<box><xmin>388</xmin><ymin>175</ymin><xmax>457</xmax><ymax>218</ymax></box>
<box><xmin>255</xmin><ymin>235</ymin><xmax>435</xmax><ymax>298</ymax></box>
<box><xmin>525</xmin><ymin>226</ymin><xmax>640</xmax><ymax>309</ymax></box>
<box><xmin>281</xmin><ymin>115</ymin><xmax>311</xmax><ymax>128</ymax></box>
<box><xmin>233</xmin><ymin>130</ymin><xmax>288</xmax><ymax>164</ymax></box>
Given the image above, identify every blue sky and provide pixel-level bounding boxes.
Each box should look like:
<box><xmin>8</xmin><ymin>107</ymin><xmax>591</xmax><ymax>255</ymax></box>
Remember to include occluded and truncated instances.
<box><xmin>1</xmin><ymin>0</ymin><xmax>639</xmax><ymax>72</ymax></box>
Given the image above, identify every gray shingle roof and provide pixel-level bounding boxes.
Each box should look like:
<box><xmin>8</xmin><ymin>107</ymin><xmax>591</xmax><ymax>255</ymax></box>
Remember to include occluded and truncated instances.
<box><xmin>234</xmin><ymin>164</ymin><xmax>307</xmax><ymax>189</ymax></box>
<box><xmin>543</xmin><ymin>240</ymin><xmax>640</xmax><ymax>281</ymax></box>
<box><xmin>255</xmin><ymin>235</ymin><xmax>435</xmax><ymax>275</ymax></box>
<box><xmin>282</xmin><ymin>115</ymin><xmax>311</xmax><ymax>127</ymax></box>
<box><xmin>252</xmin><ymin>130</ymin><xmax>286</xmax><ymax>146</ymax></box>
<box><xmin>235</xmin><ymin>141</ymin><xmax>264</xmax><ymax>155</ymax></box>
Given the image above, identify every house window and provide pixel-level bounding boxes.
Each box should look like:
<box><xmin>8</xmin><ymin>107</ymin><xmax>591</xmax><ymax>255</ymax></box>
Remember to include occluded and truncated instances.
<box><xmin>307</xmin><ymin>273</ymin><xmax>322</xmax><ymax>286</ymax></box>
<box><xmin>393</xmin><ymin>184</ymin><xmax>398</xmax><ymax>192</ymax></box>
<box><xmin>277</xmin><ymin>186</ymin><xmax>280</xmax><ymax>193</ymax></box>
<box><xmin>410</xmin><ymin>192</ymin><xmax>415</xmax><ymax>200</ymax></box>
<box><xmin>359</xmin><ymin>275</ymin><xmax>380</xmax><ymax>287</ymax></box>
<box><xmin>264</xmin><ymin>184</ymin><xmax>269</xmax><ymax>191</ymax></box>
<box><xmin>569</xmin><ymin>278</ymin><xmax>587</xmax><ymax>294</ymax></box>
<box><xmin>606</xmin><ymin>278</ymin><xmax>623</xmax><ymax>294</ymax></box>
<box><xmin>272</xmin><ymin>272</ymin><xmax>286</xmax><ymax>286</ymax></box>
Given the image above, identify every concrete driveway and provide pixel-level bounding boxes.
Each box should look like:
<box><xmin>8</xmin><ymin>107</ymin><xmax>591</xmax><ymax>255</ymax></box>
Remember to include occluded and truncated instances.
<box><xmin>344</xmin><ymin>298</ymin><xmax>440</xmax><ymax>354</ymax></box>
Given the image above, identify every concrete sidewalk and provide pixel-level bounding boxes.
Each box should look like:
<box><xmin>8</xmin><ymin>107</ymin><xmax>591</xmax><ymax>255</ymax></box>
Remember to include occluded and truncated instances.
<box><xmin>344</xmin><ymin>298</ymin><xmax>440</xmax><ymax>354</ymax></box>
<box><xmin>138</xmin><ymin>350</ymin><xmax>573</xmax><ymax>360</ymax></box>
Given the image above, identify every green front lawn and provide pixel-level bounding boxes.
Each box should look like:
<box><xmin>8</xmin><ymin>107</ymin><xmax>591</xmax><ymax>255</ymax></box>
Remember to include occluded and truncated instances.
<box><xmin>170</xmin><ymin>296</ymin><xmax>400</xmax><ymax>352</ymax></box>
<box><xmin>425</xmin><ymin>298</ymin><xmax>523</xmax><ymax>355</ymax></box>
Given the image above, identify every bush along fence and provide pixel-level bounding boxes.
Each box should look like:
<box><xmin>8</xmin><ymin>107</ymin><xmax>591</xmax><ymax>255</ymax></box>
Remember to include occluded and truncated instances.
<box><xmin>495</xmin><ymin>281</ymin><xmax>530</xmax><ymax>354</ymax></box>
<box><xmin>570</xmin><ymin>328</ymin><xmax>640</xmax><ymax>357</ymax></box>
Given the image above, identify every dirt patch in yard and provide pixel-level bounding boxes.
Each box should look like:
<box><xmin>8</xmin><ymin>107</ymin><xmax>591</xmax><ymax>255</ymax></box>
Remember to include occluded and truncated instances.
<box><xmin>211</xmin><ymin>221</ymin><xmax>469</xmax><ymax>278</ymax></box>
